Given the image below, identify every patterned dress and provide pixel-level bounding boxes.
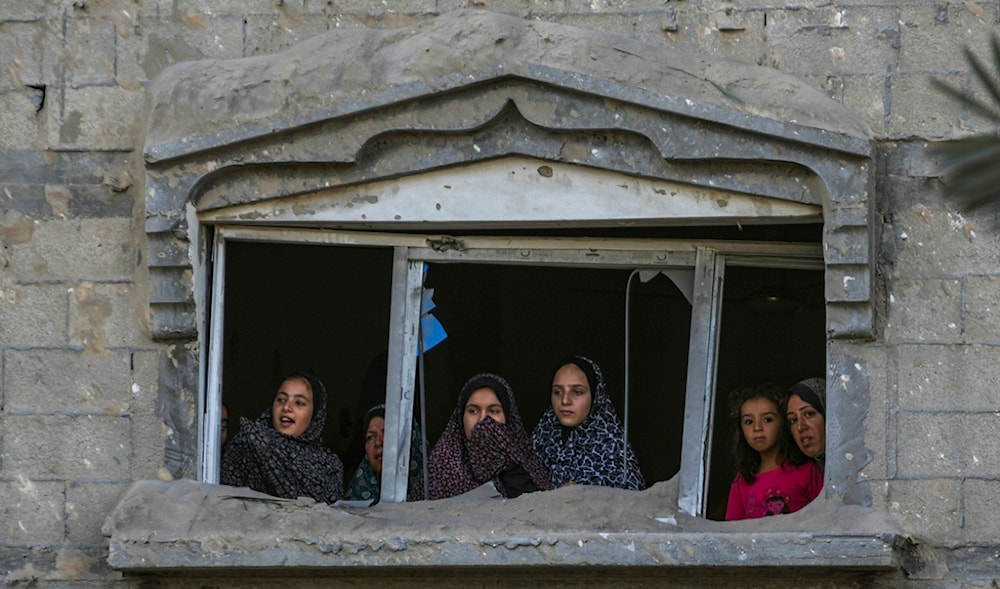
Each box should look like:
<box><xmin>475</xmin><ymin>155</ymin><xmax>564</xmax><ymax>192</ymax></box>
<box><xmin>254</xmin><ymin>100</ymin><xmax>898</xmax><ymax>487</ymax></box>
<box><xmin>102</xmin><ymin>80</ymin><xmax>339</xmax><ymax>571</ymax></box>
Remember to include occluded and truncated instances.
<box><xmin>531</xmin><ymin>356</ymin><xmax>646</xmax><ymax>490</ymax></box>
<box><xmin>221</xmin><ymin>372</ymin><xmax>344</xmax><ymax>504</ymax></box>
<box><xmin>424</xmin><ymin>373</ymin><xmax>553</xmax><ymax>500</ymax></box>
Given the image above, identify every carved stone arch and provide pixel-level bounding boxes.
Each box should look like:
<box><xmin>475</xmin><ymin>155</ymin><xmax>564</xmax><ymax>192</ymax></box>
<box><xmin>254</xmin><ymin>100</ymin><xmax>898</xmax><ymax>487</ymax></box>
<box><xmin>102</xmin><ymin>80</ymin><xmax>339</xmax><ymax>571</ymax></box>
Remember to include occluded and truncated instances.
<box><xmin>144</xmin><ymin>9</ymin><xmax>874</xmax><ymax>342</ymax></box>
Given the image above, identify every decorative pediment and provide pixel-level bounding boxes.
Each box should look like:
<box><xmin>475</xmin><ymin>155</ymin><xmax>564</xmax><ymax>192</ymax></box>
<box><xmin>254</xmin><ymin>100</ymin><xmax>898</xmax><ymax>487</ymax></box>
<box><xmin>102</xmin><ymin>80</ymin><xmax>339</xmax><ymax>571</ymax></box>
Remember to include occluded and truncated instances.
<box><xmin>143</xmin><ymin>9</ymin><xmax>873</xmax><ymax>340</ymax></box>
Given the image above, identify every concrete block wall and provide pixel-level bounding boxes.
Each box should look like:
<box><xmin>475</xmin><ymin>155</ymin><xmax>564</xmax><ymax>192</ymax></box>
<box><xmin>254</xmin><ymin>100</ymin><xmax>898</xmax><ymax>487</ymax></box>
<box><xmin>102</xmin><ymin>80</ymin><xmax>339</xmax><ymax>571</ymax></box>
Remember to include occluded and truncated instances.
<box><xmin>1</xmin><ymin>0</ymin><xmax>999</xmax><ymax>586</ymax></box>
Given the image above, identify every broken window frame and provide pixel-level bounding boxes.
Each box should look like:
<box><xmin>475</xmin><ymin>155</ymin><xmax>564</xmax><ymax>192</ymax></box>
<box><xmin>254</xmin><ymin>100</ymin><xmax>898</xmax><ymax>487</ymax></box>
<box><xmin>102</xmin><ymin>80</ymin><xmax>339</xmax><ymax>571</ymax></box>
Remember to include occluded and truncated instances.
<box><xmin>200</xmin><ymin>225</ymin><xmax>822</xmax><ymax>517</ymax></box>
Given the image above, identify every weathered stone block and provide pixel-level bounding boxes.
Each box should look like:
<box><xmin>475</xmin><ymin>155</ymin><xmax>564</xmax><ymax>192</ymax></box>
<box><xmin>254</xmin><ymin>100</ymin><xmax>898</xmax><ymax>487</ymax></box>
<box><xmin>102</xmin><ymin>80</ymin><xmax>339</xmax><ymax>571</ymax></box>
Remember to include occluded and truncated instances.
<box><xmin>7</xmin><ymin>218</ymin><xmax>135</xmax><ymax>282</ymax></box>
<box><xmin>0</xmin><ymin>546</ymin><xmax>57</xmax><ymax>583</ymax></box>
<box><xmin>243</xmin><ymin>14</ymin><xmax>337</xmax><ymax>58</ymax></box>
<box><xmin>0</xmin><ymin>479</ymin><xmax>65</xmax><ymax>545</ymax></box>
<box><xmin>0</xmin><ymin>182</ymin><xmax>131</xmax><ymax>219</ymax></box>
<box><xmin>46</xmin><ymin>85</ymin><xmax>144</xmax><ymax>151</ymax></box>
<box><xmin>825</xmin><ymin>264</ymin><xmax>870</xmax><ymax>301</ymax></box>
<box><xmin>839</xmin><ymin>73</ymin><xmax>887</xmax><ymax>135</ymax></box>
<box><xmin>4</xmin><ymin>349</ymin><xmax>134</xmax><ymax>415</ymax></box>
<box><xmin>63</xmin><ymin>19</ymin><xmax>116</xmax><ymax>87</ymax></box>
<box><xmin>894</xmin><ymin>344</ymin><xmax>1000</xmax><ymax>411</ymax></box>
<box><xmin>830</xmin><ymin>341</ymin><xmax>888</xmax><ymax>494</ymax></box>
<box><xmin>885</xmin><ymin>278</ymin><xmax>962</xmax><ymax>343</ymax></box>
<box><xmin>962</xmin><ymin>275</ymin><xmax>1000</xmax><ymax>342</ymax></box>
<box><xmin>899</xmin><ymin>3</ymin><xmax>998</xmax><ymax>74</ymax></box>
<box><xmin>0</xmin><ymin>415</ymin><xmax>131</xmax><ymax>480</ymax></box>
<box><xmin>0</xmin><ymin>149</ymin><xmax>125</xmax><ymax>186</ymax></box>
<box><xmin>1</xmin><ymin>183</ymin><xmax>46</xmax><ymax>217</ymax></box>
<box><xmin>66</xmin><ymin>481</ymin><xmax>128</xmax><ymax>545</ymax></box>
<box><xmin>886</xmin><ymin>199</ymin><xmax>1000</xmax><ymax>279</ymax></box>
<box><xmin>173</xmin><ymin>0</ymin><xmax>285</xmax><ymax>14</ymax></box>
<box><xmin>767</xmin><ymin>7</ymin><xmax>897</xmax><ymax>77</ymax></box>
<box><xmin>0</xmin><ymin>22</ymin><xmax>45</xmax><ymax>91</ymax></box>
<box><xmin>886</xmin><ymin>478</ymin><xmax>961</xmax><ymax>546</ymax></box>
<box><xmin>886</xmin><ymin>71</ymin><xmax>964</xmax><ymax>139</ymax></box>
<box><xmin>129</xmin><ymin>350</ymin><xmax>169</xmax><ymax>480</ymax></box>
<box><xmin>896</xmin><ymin>412</ymin><xmax>1000</xmax><ymax>477</ymax></box>
<box><xmin>962</xmin><ymin>479</ymin><xmax>1000</xmax><ymax>545</ymax></box>
<box><xmin>0</xmin><ymin>92</ymin><xmax>42</xmax><ymax>150</ymax></box>
<box><xmin>54</xmin><ymin>545</ymin><xmax>120</xmax><ymax>582</ymax></box>
<box><xmin>883</xmin><ymin>141</ymin><xmax>944</xmax><ymax>179</ymax></box>
<box><xmin>0</xmin><ymin>283</ymin><xmax>69</xmax><ymax>346</ymax></box>
<box><xmin>652</xmin><ymin>11</ymin><xmax>768</xmax><ymax>65</ymax></box>
<box><xmin>0</xmin><ymin>0</ymin><xmax>46</xmax><ymax>21</ymax></box>
<box><xmin>69</xmin><ymin>282</ymin><xmax>148</xmax><ymax>352</ymax></box>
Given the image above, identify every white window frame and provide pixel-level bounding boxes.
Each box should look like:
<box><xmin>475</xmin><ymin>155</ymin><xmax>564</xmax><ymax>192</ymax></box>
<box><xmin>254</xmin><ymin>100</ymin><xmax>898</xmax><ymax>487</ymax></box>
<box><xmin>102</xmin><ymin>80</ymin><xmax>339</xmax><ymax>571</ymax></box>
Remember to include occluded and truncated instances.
<box><xmin>200</xmin><ymin>225</ymin><xmax>822</xmax><ymax>516</ymax></box>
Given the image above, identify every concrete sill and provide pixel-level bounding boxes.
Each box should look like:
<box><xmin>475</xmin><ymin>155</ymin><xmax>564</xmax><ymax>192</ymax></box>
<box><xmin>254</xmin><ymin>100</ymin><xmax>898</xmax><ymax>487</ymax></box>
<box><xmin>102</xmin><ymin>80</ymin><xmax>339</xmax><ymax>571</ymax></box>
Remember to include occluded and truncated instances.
<box><xmin>104</xmin><ymin>479</ymin><xmax>909</xmax><ymax>573</ymax></box>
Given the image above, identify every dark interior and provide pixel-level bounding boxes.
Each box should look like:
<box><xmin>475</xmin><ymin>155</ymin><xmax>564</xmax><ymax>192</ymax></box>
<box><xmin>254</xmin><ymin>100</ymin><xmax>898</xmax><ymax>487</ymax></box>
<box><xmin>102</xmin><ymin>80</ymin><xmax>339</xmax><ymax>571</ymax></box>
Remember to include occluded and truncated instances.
<box><xmin>219</xmin><ymin>227</ymin><xmax>824</xmax><ymax>519</ymax></box>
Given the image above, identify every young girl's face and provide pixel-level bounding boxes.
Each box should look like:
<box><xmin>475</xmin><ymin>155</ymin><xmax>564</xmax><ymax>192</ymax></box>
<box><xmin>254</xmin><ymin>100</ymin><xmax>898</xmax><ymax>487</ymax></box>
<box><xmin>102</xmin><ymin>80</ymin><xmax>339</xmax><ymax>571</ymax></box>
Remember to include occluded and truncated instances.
<box><xmin>271</xmin><ymin>378</ymin><xmax>314</xmax><ymax>437</ymax></box>
<box><xmin>740</xmin><ymin>397</ymin><xmax>782</xmax><ymax>454</ymax></box>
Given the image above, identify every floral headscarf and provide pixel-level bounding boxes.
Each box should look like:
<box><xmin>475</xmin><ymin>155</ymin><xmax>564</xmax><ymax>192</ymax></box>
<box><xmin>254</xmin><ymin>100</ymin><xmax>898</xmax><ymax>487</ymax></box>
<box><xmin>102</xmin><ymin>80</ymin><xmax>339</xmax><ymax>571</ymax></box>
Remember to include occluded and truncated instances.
<box><xmin>425</xmin><ymin>373</ymin><xmax>552</xmax><ymax>500</ymax></box>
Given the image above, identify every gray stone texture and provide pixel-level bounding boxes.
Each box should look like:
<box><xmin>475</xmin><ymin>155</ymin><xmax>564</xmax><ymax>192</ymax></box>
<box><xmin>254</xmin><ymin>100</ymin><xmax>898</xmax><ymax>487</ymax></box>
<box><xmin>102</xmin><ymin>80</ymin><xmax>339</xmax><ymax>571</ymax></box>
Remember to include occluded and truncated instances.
<box><xmin>884</xmin><ymin>278</ymin><xmax>962</xmax><ymax>343</ymax></box>
<box><xmin>961</xmin><ymin>479</ymin><xmax>1000</xmax><ymax>545</ymax></box>
<box><xmin>4</xmin><ymin>349</ymin><xmax>135</xmax><ymax>416</ymax></box>
<box><xmin>6</xmin><ymin>218</ymin><xmax>135</xmax><ymax>283</ymax></box>
<box><xmin>0</xmin><ymin>0</ymin><xmax>999</xmax><ymax>586</ymax></box>
<box><xmin>0</xmin><ymin>479</ymin><xmax>65</xmax><ymax>545</ymax></box>
<box><xmin>0</xmin><ymin>283</ymin><xmax>69</xmax><ymax>346</ymax></box>
<box><xmin>893</xmin><ymin>344</ymin><xmax>1000</xmax><ymax>411</ymax></box>
<box><xmin>66</xmin><ymin>480</ymin><xmax>129</xmax><ymax>545</ymax></box>
<box><xmin>0</xmin><ymin>415</ymin><xmax>131</xmax><ymax>480</ymax></box>
<box><xmin>961</xmin><ymin>275</ymin><xmax>1000</xmax><ymax>342</ymax></box>
<box><xmin>69</xmin><ymin>282</ymin><xmax>150</xmax><ymax>351</ymax></box>
<box><xmin>885</xmin><ymin>478</ymin><xmax>962</xmax><ymax>547</ymax></box>
<box><xmin>896</xmin><ymin>412</ymin><xmax>1000</xmax><ymax>478</ymax></box>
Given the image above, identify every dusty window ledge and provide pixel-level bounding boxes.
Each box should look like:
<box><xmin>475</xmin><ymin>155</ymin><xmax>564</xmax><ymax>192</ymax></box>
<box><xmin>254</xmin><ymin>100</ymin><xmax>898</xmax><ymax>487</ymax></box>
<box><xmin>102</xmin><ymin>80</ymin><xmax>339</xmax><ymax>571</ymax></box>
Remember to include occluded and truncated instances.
<box><xmin>104</xmin><ymin>479</ymin><xmax>908</xmax><ymax>572</ymax></box>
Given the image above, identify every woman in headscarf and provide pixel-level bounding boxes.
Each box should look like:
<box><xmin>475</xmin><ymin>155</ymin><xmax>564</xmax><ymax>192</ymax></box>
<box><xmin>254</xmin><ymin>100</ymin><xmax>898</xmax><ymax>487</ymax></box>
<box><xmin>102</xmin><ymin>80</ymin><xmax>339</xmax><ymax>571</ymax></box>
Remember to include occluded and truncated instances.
<box><xmin>221</xmin><ymin>371</ymin><xmax>344</xmax><ymax>504</ymax></box>
<box><xmin>531</xmin><ymin>356</ymin><xmax>645</xmax><ymax>490</ymax></box>
<box><xmin>784</xmin><ymin>376</ymin><xmax>826</xmax><ymax>470</ymax></box>
<box><xmin>425</xmin><ymin>373</ymin><xmax>552</xmax><ymax>500</ymax></box>
<box><xmin>344</xmin><ymin>404</ymin><xmax>424</xmax><ymax>503</ymax></box>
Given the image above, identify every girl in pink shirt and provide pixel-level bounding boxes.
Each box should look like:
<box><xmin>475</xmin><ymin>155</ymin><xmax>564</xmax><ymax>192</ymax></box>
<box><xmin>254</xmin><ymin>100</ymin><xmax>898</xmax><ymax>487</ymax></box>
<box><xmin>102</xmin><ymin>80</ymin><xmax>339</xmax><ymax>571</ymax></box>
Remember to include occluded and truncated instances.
<box><xmin>725</xmin><ymin>384</ymin><xmax>822</xmax><ymax>520</ymax></box>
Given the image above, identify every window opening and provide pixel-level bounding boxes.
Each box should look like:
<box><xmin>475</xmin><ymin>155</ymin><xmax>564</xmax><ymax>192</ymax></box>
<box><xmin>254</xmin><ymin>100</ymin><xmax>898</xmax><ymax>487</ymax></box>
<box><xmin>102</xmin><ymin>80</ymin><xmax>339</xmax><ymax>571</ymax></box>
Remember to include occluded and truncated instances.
<box><xmin>704</xmin><ymin>263</ymin><xmax>826</xmax><ymax>520</ymax></box>
<box><xmin>202</xmin><ymin>227</ymin><xmax>823</xmax><ymax>517</ymax></box>
<box><xmin>416</xmin><ymin>262</ymin><xmax>691</xmax><ymax>491</ymax></box>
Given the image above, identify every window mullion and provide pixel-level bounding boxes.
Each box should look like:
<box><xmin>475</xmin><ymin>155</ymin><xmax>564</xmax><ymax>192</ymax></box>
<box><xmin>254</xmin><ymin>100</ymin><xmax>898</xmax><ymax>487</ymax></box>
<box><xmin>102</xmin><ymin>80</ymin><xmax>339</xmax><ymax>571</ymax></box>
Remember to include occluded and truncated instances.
<box><xmin>381</xmin><ymin>248</ymin><xmax>422</xmax><ymax>502</ymax></box>
<box><xmin>202</xmin><ymin>233</ymin><xmax>227</xmax><ymax>484</ymax></box>
<box><xmin>677</xmin><ymin>247</ymin><xmax>724</xmax><ymax>516</ymax></box>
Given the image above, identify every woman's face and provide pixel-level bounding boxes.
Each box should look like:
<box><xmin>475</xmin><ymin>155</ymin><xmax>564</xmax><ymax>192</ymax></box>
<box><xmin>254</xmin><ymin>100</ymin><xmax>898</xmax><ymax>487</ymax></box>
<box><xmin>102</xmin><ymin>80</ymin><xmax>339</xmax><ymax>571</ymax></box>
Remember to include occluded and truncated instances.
<box><xmin>463</xmin><ymin>387</ymin><xmax>506</xmax><ymax>439</ymax></box>
<box><xmin>786</xmin><ymin>393</ymin><xmax>826</xmax><ymax>458</ymax></box>
<box><xmin>551</xmin><ymin>363</ymin><xmax>592</xmax><ymax>428</ymax></box>
<box><xmin>271</xmin><ymin>378</ymin><xmax>314</xmax><ymax>437</ymax></box>
<box><xmin>365</xmin><ymin>416</ymin><xmax>385</xmax><ymax>474</ymax></box>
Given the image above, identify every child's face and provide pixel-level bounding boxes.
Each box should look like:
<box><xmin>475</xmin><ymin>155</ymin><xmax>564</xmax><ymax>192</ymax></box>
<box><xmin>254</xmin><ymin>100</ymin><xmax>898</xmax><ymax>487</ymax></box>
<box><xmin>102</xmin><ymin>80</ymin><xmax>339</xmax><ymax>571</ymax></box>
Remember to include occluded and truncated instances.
<box><xmin>740</xmin><ymin>397</ymin><xmax>782</xmax><ymax>455</ymax></box>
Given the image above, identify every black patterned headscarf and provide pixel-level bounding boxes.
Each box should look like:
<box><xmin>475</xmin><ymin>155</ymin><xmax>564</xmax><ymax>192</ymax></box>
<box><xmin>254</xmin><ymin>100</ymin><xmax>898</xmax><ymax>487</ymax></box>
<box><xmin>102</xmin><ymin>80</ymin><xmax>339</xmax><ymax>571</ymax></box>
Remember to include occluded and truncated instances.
<box><xmin>425</xmin><ymin>373</ymin><xmax>552</xmax><ymax>500</ymax></box>
<box><xmin>221</xmin><ymin>371</ymin><xmax>344</xmax><ymax>504</ymax></box>
<box><xmin>531</xmin><ymin>356</ymin><xmax>645</xmax><ymax>490</ymax></box>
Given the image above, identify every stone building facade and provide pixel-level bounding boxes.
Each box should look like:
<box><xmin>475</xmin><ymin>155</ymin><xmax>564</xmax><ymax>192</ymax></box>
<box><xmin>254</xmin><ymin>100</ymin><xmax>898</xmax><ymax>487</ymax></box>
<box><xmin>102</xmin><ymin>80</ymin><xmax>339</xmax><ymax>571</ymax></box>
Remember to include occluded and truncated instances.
<box><xmin>1</xmin><ymin>1</ymin><xmax>998</xmax><ymax>587</ymax></box>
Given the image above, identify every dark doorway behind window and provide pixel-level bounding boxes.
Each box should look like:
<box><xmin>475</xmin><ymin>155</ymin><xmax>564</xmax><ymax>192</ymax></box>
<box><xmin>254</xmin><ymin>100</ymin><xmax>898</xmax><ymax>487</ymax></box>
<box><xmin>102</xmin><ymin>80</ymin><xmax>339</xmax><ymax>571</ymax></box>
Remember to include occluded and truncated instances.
<box><xmin>221</xmin><ymin>240</ymin><xmax>823</xmax><ymax>507</ymax></box>
<box><xmin>705</xmin><ymin>265</ymin><xmax>826</xmax><ymax>520</ymax></box>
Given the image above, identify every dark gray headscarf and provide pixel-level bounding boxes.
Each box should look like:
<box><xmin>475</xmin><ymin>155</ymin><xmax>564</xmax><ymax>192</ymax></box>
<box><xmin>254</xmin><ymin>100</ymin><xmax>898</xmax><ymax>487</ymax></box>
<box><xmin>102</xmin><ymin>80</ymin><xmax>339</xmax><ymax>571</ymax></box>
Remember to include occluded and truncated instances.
<box><xmin>221</xmin><ymin>371</ymin><xmax>344</xmax><ymax>504</ymax></box>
